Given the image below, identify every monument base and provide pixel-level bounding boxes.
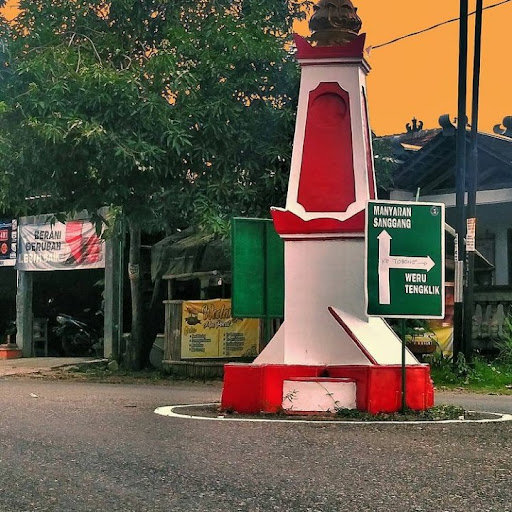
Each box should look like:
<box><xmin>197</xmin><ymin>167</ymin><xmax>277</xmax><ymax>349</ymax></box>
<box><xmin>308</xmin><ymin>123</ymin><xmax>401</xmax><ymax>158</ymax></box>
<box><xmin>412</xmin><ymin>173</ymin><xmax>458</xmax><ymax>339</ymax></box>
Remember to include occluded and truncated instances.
<box><xmin>221</xmin><ymin>363</ymin><xmax>434</xmax><ymax>415</ymax></box>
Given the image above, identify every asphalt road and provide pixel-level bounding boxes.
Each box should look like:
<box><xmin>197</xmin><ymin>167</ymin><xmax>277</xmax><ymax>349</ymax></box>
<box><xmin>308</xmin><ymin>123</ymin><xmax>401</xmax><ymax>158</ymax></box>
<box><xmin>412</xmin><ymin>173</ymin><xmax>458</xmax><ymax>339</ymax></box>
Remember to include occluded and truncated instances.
<box><xmin>1</xmin><ymin>379</ymin><xmax>512</xmax><ymax>512</ymax></box>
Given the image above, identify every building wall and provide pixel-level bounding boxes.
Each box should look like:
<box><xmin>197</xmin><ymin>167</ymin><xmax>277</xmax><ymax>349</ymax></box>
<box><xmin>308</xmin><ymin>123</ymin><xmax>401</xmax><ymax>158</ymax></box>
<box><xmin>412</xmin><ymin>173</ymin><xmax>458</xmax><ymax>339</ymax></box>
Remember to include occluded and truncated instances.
<box><xmin>390</xmin><ymin>190</ymin><xmax>511</xmax><ymax>286</ymax></box>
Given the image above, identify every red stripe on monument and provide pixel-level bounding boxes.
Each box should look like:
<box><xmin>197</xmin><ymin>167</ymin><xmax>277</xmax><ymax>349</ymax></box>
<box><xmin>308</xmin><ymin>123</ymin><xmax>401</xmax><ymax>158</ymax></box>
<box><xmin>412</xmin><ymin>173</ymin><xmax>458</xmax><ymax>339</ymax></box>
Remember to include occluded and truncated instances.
<box><xmin>297</xmin><ymin>82</ymin><xmax>356</xmax><ymax>213</ymax></box>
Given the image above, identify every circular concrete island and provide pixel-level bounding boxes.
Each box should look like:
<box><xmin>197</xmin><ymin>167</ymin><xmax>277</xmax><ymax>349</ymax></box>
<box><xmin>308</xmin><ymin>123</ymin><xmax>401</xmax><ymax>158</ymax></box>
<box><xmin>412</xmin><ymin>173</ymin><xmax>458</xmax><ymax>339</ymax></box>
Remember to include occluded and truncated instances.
<box><xmin>155</xmin><ymin>404</ymin><xmax>512</xmax><ymax>425</ymax></box>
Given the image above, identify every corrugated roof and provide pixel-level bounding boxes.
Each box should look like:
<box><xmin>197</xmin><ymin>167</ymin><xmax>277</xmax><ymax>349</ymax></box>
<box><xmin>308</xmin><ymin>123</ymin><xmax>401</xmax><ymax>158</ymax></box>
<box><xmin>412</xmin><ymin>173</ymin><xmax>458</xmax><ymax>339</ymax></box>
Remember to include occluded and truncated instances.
<box><xmin>151</xmin><ymin>230</ymin><xmax>230</xmax><ymax>282</ymax></box>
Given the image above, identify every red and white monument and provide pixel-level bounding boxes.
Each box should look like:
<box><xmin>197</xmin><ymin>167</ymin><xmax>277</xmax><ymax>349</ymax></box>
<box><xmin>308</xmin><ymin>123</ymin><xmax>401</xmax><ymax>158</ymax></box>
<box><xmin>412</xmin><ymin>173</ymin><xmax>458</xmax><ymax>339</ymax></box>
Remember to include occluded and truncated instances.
<box><xmin>222</xmin><ymin>0</ymin><xmax>434</xmax><ymax>415</ymax></box>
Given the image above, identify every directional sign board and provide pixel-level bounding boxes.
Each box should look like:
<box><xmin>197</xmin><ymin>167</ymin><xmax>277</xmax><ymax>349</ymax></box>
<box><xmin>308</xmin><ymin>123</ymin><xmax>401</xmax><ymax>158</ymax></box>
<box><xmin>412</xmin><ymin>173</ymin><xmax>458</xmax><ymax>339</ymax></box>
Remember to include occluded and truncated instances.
<box><xmin>365</xmin><ymin>200</ymin><xmax>445</xmax><ymax>319</ymax></box>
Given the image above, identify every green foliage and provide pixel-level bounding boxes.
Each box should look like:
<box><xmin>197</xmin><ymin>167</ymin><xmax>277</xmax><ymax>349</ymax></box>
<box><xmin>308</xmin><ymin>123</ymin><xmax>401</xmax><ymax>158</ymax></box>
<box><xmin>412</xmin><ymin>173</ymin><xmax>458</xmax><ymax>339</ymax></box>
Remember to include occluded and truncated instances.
<box><xmin>372</xmin><ymin>137</ymin><xmax>397</xmax><ymax>192</ymax></box>
<box><xmin>1</xmin><ymin>1</ymin><xmax>176</xmax><ymax>222</ymax></box>
<box><xmin>494</xmin><ymin>316</ymin><xmax>512</xmax><ymax>364</ymax></box>
<box><xmin>335</xmin><ymin>404</ymin><xmax>465</xmax><ymax>421</ymax></box>
<box><xmin>429</xmin><ymin>351</ymin><xmax>474</xmax><ymax>385</ymax></box>
<box><xmin>429</xmin><ymin>352</ymin><xmax>512</xmax><ymax>391</ymax></box>
<box><xmin>0</xmin><ymin>1</ymin><xmax>309</xmax><ymax>369</ymax></box>
<box><xmin>0</xmin><ymin>0</ymin><xmax>308</xmax><ymax>233</ymax></box>
<box><xmin>468</xmin><ymin>359</ymin><xmax>512</xmax><ymax>389</ymax></box>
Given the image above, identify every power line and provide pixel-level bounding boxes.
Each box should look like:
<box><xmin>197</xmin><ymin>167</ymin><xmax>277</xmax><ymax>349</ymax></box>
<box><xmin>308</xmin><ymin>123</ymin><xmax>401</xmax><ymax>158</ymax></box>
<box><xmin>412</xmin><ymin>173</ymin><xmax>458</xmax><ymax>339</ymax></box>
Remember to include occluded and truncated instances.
<box><xmin>371</xmin><ymin>0</ymin><xmax>511</xmax><ymax>50</ymax></box>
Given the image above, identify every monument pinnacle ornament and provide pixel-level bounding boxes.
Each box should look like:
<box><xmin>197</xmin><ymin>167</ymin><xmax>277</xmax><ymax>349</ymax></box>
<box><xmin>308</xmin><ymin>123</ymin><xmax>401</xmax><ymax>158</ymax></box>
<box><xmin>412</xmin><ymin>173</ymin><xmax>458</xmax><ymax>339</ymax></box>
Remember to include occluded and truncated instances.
<box><xmin>309</xmin><ymin>0</ymin><xmax>362</xmax><ymax>47</ymax></box>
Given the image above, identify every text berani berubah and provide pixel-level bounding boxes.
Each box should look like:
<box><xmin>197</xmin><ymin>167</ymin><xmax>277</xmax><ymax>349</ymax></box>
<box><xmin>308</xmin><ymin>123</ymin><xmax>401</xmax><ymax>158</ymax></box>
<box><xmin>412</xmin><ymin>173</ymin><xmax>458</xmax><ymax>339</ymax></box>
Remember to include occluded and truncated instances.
<box><xmin>22</xmin><ymin>229</ymin><xmax>64</xmax><ymax>263</ymax></box>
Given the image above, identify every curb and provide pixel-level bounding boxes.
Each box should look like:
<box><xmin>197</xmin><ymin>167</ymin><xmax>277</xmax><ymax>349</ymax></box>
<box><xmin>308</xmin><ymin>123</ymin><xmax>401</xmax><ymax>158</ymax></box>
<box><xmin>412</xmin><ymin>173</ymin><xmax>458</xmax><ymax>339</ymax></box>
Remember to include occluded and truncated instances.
<box><xmin>155</xmin><ymin>403</ymin><xmax>512</xmax><ymax>425</ymax></box>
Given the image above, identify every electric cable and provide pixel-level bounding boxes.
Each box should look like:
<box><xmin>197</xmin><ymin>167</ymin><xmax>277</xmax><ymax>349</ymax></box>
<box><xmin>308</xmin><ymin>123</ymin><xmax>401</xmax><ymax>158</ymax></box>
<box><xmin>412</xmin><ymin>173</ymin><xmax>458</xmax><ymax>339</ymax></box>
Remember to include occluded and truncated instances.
<box><xmin>371</xmin><ymin>0</ymin><xmax>511</xmax><ymax>50</ymax></box>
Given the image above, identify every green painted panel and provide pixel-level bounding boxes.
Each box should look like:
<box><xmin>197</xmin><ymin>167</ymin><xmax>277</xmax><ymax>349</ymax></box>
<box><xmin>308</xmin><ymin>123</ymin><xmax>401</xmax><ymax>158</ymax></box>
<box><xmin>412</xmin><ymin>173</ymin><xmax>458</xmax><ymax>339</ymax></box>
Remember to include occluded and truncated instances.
<box><xmin>265</xmin><ymin>222</ymin><xmax>285</xmax><ymax>318</ymax></box>
<box><xmin>232</xmin><ymin>218</ymin><xmax>284</xmax><ymax>318</ymax></box>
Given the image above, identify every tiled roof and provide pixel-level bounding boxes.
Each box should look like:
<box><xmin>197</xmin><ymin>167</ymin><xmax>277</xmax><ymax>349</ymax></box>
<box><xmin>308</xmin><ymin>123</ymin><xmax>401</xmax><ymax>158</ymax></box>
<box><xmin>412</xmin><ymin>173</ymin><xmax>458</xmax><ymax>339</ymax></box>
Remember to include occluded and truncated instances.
<box><xmin>391</xmin><ymin>129</ymin><xmax>512</xmax><ymax>193</ymax></box>
<box><xmin>378</xmin><ymin>129</ymin><xmax>441</xmax><ymax>148</ymax></box>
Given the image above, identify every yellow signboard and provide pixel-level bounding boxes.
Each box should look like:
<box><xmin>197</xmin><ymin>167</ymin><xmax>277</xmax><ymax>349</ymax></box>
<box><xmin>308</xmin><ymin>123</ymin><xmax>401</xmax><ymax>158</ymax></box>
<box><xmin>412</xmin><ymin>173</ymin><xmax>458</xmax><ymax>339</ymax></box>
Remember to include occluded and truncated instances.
<box><xmin>427</xmin><ymin>283</ymin><xmax>454</xmax><ymax>355</ymax></box>
<box><xmin>181</xmin><ymin>299</ymin><xmax>260</xmax><ymax>359</ymax></box>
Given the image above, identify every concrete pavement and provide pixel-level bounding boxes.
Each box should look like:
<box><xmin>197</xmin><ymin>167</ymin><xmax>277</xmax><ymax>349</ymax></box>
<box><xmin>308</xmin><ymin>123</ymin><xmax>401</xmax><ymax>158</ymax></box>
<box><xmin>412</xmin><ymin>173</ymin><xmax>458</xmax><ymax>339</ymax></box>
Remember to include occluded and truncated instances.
<box><xmin>1</xmin><ymin>378</ymin><xmax>512</xmax><ymax>511</ymax></box>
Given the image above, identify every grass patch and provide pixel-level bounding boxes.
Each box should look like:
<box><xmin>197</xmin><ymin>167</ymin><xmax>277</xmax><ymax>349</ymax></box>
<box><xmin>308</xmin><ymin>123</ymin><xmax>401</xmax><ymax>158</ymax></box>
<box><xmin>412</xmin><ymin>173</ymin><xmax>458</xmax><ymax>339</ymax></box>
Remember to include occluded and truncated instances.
<box><xmin>429</xmin><ymin>352</ymin><xmax>512</xmax><ymax>393</ymax></box>
<box><xmin>335</xmin><ymin>404</ymin><xmax>465</xmax><ymax>421</ymax></box>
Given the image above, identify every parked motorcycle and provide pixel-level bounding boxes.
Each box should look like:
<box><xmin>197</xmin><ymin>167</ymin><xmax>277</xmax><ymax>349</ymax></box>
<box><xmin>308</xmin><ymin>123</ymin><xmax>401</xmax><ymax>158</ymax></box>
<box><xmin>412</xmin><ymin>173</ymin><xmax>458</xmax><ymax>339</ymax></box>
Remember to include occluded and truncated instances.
<box><xmin>54</xmin><ymin>313</ymin><xmax>103</xmax><ymax>357</ymax></box>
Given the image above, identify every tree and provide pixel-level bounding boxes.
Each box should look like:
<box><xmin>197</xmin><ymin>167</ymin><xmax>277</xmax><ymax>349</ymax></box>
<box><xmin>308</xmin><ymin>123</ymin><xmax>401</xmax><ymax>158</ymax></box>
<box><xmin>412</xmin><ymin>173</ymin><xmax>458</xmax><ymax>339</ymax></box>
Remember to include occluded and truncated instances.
<box><xmin>151</xmin><ymin>1</ymin><xmax>308</xmax><ymax>234</ymax></box>
<box><xmin>0</xmin><ymin>1</ymin><xmax>307</xmax><ymax>367</ymax></box>
<box><xmin>372</xmin><ymin>136</ymin><xmax>399</xmax><ymax>193</ymax></box>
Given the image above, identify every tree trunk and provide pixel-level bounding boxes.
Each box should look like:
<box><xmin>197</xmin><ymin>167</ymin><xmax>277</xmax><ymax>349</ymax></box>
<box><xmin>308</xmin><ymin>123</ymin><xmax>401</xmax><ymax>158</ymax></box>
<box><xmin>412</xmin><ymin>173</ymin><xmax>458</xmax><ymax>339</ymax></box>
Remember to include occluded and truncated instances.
<box><xmin>140</xmin><ymin>277</ymin><xmax>163</xmax><ymax>368</ymax></box>
<box><xmin>125</xmin><ymin>220</ymin><xmax>143</xmax><ymax>370</ymax></box>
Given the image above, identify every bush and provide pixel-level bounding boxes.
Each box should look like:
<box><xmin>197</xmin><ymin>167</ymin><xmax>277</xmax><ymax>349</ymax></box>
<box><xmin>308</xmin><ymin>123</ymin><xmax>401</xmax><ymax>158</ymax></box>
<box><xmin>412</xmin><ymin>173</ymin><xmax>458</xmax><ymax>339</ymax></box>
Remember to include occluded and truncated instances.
<box><xmin>428</xmin><ymin>351</ymin><xmax>473</xmax><ymax>385</ymax></box>
<box><xmin>494</xmin><ymin>316</ymin><xmax>512</xmax><ymax>364</ymax></box>
<box><xmin>429</xmin><ymin>351</ymin><xmax>512</xmax><ymax>391</ymax></box>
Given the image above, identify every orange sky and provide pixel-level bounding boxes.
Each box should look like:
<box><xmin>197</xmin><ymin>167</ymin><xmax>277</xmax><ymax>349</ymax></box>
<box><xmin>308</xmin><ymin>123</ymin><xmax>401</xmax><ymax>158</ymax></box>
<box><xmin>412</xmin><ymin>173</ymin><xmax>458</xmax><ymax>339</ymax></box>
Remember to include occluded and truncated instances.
<box><xmin>296</xmin><ymin>1</ymin><xmax>512</xmax><ymax>135</ymax></box>
<box><xmin>2</xmin><ymin>1</ymin><xmax>511</xmax><ymax>136</ymax></box>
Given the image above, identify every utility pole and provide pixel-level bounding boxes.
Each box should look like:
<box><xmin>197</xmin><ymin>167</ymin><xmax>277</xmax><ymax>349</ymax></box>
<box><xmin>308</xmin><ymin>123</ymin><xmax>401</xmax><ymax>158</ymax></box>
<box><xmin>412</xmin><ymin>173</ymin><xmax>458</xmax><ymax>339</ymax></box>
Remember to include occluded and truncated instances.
<box><xmin>453</xmin><ymin>0</ymin><xmax>469</xmax><ymax>362</ymax></box>
<box><xmin>463</xmin><ymin>0</ymin><xmax>484</xmax><ymax>362</ymax></box>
